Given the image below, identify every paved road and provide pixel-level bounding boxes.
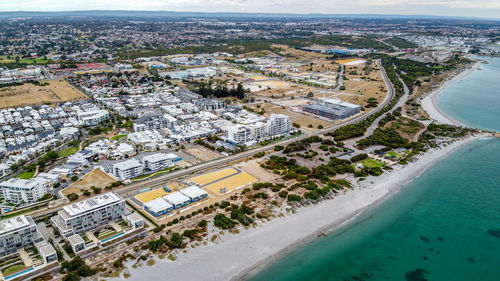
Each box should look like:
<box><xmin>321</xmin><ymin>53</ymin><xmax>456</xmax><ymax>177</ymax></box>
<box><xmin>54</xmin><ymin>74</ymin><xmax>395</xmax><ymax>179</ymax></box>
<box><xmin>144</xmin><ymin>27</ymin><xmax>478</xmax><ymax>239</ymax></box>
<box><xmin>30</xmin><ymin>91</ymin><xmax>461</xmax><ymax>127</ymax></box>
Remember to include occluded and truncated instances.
<box><xmin>334</xmin><ymin>64</ymin><xmax>344</xmax><ymax>90</ymax></box>
<box><xmin>31</xmin><ymin>59</ymin><xmax>396</xmax><ymax>220</ymax></box>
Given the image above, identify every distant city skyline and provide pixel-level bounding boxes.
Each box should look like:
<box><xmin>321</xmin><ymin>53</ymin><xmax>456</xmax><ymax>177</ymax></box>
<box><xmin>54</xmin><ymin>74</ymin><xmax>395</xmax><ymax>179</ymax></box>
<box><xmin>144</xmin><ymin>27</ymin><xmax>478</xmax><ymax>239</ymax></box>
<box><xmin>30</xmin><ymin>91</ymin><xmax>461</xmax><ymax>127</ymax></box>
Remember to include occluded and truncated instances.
<box><xmin>1</xmin><ymin>0</ymin><xmax>499</xmax><ymax>20</ymax></box>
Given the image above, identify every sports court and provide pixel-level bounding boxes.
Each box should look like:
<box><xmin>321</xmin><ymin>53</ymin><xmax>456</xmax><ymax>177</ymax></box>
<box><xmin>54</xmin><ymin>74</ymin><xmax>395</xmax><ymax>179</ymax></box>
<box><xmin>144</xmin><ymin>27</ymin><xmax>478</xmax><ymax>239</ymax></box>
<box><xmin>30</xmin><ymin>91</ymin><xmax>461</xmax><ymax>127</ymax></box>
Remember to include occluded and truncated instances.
<box><xmin>190</xmin><ymin>168</ymin><xmax>239</xmax><ymax>185</ymax></box>
<box><xmin>203</xmin><ymin>172</ymin><xmax>257</xmax><ymax>195</ymax></box>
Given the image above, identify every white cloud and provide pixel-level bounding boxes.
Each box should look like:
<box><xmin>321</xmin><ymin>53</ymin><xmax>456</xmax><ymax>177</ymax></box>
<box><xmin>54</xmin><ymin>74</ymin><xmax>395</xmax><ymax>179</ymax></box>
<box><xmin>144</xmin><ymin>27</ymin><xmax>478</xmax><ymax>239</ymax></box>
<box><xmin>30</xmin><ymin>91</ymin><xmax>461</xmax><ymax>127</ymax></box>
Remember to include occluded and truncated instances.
<box><xmin>0</xmin><ymin>0</ymin><xmax>498</xmax><ymax>19</ymax></box>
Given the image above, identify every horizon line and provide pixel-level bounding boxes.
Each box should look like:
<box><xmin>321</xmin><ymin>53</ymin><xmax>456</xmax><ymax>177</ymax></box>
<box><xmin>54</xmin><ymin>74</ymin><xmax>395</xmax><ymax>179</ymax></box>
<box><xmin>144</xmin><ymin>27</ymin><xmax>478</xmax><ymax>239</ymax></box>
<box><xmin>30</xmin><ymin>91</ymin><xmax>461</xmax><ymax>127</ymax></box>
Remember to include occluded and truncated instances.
<box><xmin>0</xmin><ymin>10</ymin><xmax>498</xmax><ymax>21</ymax></box>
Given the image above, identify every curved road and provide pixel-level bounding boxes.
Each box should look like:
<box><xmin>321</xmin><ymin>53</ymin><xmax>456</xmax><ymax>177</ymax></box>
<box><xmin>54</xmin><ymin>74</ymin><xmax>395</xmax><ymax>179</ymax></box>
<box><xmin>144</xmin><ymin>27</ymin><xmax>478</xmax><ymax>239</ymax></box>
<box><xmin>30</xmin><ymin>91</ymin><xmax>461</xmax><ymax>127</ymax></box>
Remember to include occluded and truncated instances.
<box><xmin>31</xmin><ymin>59</ymin><xmax>396</xmax><ymax>219</ymax></box>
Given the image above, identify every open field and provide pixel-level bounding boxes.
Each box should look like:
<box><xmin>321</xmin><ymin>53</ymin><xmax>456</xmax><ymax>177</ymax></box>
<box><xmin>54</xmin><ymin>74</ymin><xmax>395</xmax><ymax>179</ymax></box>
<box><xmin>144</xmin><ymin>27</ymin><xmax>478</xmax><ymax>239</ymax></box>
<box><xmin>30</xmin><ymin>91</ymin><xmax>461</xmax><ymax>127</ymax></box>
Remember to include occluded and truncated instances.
<box><xmin>16</xmin><ymin>171</ymin><xmax>34</xmax><ymax>179</ymax></box>
<box><xmin>189</xmin><ymin>168</ymin><xmax>238</xmax><ymax>186</ymax></box>
<box><xmin>57</xmin><ymin>145</ymin><xmax>79</xmax><ymax>158</ymax></box>
<box><xmin>361</xmin><ymin>158</ymin><xmax>385</xmax><ymax>168</ymax></box>
<box><xmin>184</xmin><ymin>145</ymin><xmax>222</xmax><ymax>162</ymax></box>
<box><xmin>0</xmin><ymin>55</ymin><xmax>48</xmax><ymax>65</ymax></box>
<box><xmin>0</xmin><ymin>79</ymin><xmax>87</xmax><ymax>109</ymax></box>
<box><xmin>260</xmin><ymin>103</ymin><xmax>332</xmax><ymax>132</ymax></box>
<box><xmin>342</xmin><ymin>61</ymin><xmax>386</xmax><ymax>107</ymax></box>
<box><xmin>62</xmin><ymin>168</ymin><xmax>116</xmax><ymax>196</ymax></box>
<box><xmin>235</xmin><ymin>159</ymin><xmax>279</xmax><ymax>182</ymax></box>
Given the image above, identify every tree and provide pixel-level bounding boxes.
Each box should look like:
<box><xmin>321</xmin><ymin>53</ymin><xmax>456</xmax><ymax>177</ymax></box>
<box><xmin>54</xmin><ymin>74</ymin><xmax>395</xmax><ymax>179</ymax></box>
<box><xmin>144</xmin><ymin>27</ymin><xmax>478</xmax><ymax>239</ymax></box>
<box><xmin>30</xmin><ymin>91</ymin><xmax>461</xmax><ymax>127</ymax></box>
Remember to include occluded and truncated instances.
<box><xmin>62</xmin><ymin>272</ymin><xmax>81</xmax><ymax>281</ymax></box>
<box><xmin>67</xmin><ymin>193</ymin><xmax>78</xmax><ymax>201</ymax></box>
<box><xmin>76</xmin><ymin>265</ymin><xmax>97</xmax><ymax>277</ymax></box>
<box><xmin>307</xmin><ymin>92</ymin><xmax>314</xmax><ymax>97</ymax></box>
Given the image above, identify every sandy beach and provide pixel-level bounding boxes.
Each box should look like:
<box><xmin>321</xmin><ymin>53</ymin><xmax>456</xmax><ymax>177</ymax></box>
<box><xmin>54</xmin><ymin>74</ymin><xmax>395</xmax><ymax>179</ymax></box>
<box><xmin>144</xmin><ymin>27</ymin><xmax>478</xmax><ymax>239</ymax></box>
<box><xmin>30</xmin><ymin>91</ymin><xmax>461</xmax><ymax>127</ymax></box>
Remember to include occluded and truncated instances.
<box><xmin>111</xmin><ymin>134</ymin><xmax>487</xmax><ymax>281</ymax></box>
<box><xmin>421</xmin><ymin>61</ymin><xmax>481</xmax><ymax>126</ymax></box>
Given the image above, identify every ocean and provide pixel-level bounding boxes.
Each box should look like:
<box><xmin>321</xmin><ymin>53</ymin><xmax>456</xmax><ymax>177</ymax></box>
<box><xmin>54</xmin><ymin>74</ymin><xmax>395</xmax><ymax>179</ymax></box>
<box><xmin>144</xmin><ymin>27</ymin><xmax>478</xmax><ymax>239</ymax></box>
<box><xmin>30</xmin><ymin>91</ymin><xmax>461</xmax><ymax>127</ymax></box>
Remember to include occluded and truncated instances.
<box><xmin>436</xmin><ymin>56</ymin><xmax>500</xmax><ymax>131</ymax></box>
<box><xmin>248</xmin><ymin>56</ymin><xmax>500</xmax><ymax>281</ymax></box>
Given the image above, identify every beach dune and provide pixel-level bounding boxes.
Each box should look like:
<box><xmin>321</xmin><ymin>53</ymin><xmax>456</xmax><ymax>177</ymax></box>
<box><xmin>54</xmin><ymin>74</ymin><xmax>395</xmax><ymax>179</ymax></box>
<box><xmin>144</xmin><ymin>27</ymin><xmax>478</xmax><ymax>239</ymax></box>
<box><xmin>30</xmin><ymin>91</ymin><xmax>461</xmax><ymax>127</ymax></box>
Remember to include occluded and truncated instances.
<box><xmin>115</xmin><ymin>135</ymin><xmax>484</xmax><ymax>281</ymax></box>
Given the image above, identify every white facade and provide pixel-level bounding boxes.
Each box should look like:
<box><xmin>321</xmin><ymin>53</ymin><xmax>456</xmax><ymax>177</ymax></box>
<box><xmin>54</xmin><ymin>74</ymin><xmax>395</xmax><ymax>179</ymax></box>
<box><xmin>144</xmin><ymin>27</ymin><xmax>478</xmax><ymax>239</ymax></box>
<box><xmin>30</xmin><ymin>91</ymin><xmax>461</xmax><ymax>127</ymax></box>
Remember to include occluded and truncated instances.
<box><xmin>267</xmin><ymin>113</ymin><xmax>292</xmax><ymax>136</ymax></box>
<box><xmin>0</xmin><ymin>215</ymin><xmax>39</xmax><ymax>257</ymax></box>
<box><xmin>78</xmin><ymin>110</ymin><xmax>109</xmax><ymax>126</ymax></box>
<box><xmin>142</xmin><ymin>153</ymin><xmax>174</xmax><ymax>172</ymax></box>
<box><xmin>51</xmin><ymin>192</ymin><xmax>126</xmax><ymax>238</ymax></box>
<box><xmin>113</xmin><ymin>159</ymin><xmax>143</xmax><ymax>180</ymax></box>
<box><xmin>225</xmin><ymin>125</ymin><xmax>252</xmax><ymax>144</ymax></box>
<box><xmin>0</xmin><ymin>177</ymin><xmax>49</xmax><ymax>204</ymax></box>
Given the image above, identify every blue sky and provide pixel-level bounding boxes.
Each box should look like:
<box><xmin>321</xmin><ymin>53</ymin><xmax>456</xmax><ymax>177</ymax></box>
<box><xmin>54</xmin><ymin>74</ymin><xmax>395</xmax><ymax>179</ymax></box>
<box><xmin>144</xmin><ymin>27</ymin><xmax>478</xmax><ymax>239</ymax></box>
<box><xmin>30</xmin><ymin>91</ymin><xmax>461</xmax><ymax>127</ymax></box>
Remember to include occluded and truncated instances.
<box><xmin>1</xmin><ymin>0</ymin><xmax>499</xmax><ymax>19</ymax></box>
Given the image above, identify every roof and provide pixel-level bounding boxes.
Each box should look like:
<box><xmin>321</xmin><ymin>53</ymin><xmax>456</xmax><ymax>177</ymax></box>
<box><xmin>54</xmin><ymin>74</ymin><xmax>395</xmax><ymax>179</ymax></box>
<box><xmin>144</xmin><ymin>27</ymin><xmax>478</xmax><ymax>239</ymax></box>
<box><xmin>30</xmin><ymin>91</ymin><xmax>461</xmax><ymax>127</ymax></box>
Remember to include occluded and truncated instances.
<box><xmin>68</xmin><ymin>234</ymin><xmax>85</xmax><ymax>245</ymax></box>
<box><xmin>126</xmin><ymin>212</ymin><xmax>143</xmax><ymax>223</ymax></box>
<box><xmin>180</xmin><ymin>185</ymin><xmax>208</xmax><ymax>199</ymax></box>
<box><xmin>165</xmin><ymin>153</ymin><xmax>181</xmax><ymax>160</ymax></box>
<box><xmin>113</xmin><ymin>159</ymin><xmax>142</xmax><ymax>170</ymax></box>
<box><xmin>0</xmin><ymin>215</ymin><xmax>35</xmax><ymax>236</ymax></box>
<box><xmin>144</xmin><ymin>198</ymin><xmax>173</xmax><ymax>213</ymax></box>
<box><xmin>324</xmin><ymin>99</ymin><xmax>361</xmax><ymax>109</ymax></box>
<box><xmin>39</xmin><ymin>243</ymin><xmax>57</xmax><ymax>256</ymax></box>
<box><xmin>62</xmin><ymin>192</ymin><xmax>123</xmax><ymax>217</ymax></box>
<box><xmin>142</xmin><ymin>153</ymin><xmax>169</xmax><ymax>163</ymax></box>
<box><xmin>0</xmin><ymin>177</ymin><xmax>47</xmax><ymax>190</ymax></box>
<box><xmin>163</xmin><ymin>191</ymin><xmax>190</xmax><ymax>205</ymax></box>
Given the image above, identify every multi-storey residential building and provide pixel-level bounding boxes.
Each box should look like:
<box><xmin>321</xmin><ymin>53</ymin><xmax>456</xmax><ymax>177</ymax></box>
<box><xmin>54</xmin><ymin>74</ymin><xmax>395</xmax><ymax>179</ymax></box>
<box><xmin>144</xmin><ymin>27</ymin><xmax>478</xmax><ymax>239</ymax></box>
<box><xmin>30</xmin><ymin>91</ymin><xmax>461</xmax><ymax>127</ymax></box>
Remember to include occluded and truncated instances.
<box><xmin>0</xmin><ymin>177</ymin><xmax>49</xmax><ymax>204</ymax></box>
<box><xmin>51</xmin><ymin>192</ymin><xmax>126</xmax><ymax>238</ymax></box>
<box><xmin>248</xmin><ymin>122</ymin><xmax>268</xmax><ymax>142</ymax></box>
<box><xmin>113</xmin><ymin>159</ymin><xmax>143</xmax><ymax>180</ymax></box>
<box><xmin>193</xmin><ymin>98</ymin><xmax>225</xmax><ymax>111</ymax></box>
<box><xmin>142</xmin><ymin>153</ymin><xmax>174</xmax><ymax>172</ymax></box>
<box><xmin>267</xmin><ymin>113</ymin><xmax>292</xmax><ymax>136</ymax></box>
<box><xmin>77</xmin><ymin>109</ymin><xmax>109</xmax><ymax>126</ymax></box>
<box><xmin>225</xmin><ymin>125</ymin><xmax>252</xmax><ymax>144</ymax></box>
<box><xmin>0</xmin><ymin>215</ymin><xmax>40</xmax><ymax>257</ymax></box>
<box><xmin>133</xmin><ymin>114</ymin><xmax>176</xmax><ymax>132</ymax></box>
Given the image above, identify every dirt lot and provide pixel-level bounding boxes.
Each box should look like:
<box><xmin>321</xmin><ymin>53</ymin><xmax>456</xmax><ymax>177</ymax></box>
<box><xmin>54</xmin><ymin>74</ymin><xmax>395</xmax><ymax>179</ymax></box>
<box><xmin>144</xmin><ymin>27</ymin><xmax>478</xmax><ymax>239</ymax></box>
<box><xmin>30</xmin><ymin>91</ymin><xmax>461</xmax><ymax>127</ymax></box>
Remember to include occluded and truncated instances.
<box><xmin>0</xmin><ymin>79</ymin><xmax>87</xmax><ymax>109</ymax></box>
<box><xmin>342</xmin><ymin>61</ymin><xmax>387</xmax><ymax>107</ymax></box>
<box><xmin>250</xmin><ymin>83</ymin><xmax>316</xmax><ymax>99</ymax></box>
<box><xmin>62</xmin><ymin>168</ymin><xmax>116</xmax><ymax>196</ymax></box>
<box><xmin>260</xmin><ymin>103</ymin><xmax>332</xmax><ymax>132</ymax></box>
<box><xmin>184</xmin><ymin>145</ymin><xmax>222</xmax><ymax>162</ymax></box>
<box><xmin>235</xmin><ymin>159</ymin><xmax>279</xmax><ymax>182</ymax></box>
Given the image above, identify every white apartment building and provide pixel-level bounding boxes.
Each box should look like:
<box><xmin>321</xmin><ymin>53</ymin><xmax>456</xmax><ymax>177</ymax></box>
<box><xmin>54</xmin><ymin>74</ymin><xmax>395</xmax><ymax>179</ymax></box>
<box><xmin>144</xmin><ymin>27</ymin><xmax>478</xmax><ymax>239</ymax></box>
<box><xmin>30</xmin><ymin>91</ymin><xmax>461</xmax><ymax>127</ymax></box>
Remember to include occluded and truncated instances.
<box><xmin>248</xmin><ymin>122</ymin><xmax>268</xmax><ymax>142</ymax></box>
<box><xmin>225</xmin><ymin>125</ymin><xmax>252</xmax><ymax>144</ymax></box>
<box><xmin>0</xmin><ymin>215</ymin><xmax>40</xmax><ymax>257</ymax></box>
<box><xmin>0</xmin><ymin>177</ymin><xmax>49</xmax><ymax>204</ymax></box>
<box><xmin>51</xmin><ymin>192</ymin><xmax>126</xmax><ymax>238</ymax></box>
<box><xmin>267</xmin><ymin>113</ymin><xmax>292</xmax><ymax>136</ymax></box>
<box><xmin>113</xmin><ymin>159</ymin><xmax>143</xmax><ymax>180</ymax></box>
<box><xmin>78</xmin><ymin>109</ymin><xmax>109</xmax><ymax>126</ymax></box>
<box><xmin>142</xmin><ymin>153</ymin><xmax>174</xmax><ymax>172</ymax></box>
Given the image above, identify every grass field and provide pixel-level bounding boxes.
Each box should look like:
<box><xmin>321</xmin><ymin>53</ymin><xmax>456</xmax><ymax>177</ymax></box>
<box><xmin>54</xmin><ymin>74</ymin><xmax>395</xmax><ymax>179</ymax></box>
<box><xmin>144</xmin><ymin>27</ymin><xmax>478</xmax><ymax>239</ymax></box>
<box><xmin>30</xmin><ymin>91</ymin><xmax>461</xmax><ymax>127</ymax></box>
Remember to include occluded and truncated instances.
<box><xmin>2</xmin><ymin>264</ymin><xmax>28</xmax><ymax>276</ymax></box>
<box><xmin>57</xmin><ymin>145</ymin><xmax>79</xmax><ymax>158</ymax></box>
<box><xmin>361</xmin><ymin>158</ymin><xmax>385</xmax><ymax>168</ymax></box>
<box><xmin>0</xmin><ymin>55</ymin><xmax>48</xmax><ymax>65</ymax></box>
<box><xmin>16</xmin><ymin>171</ymin><xmax>34</xmax><ymax>179</ymax></box>
<box><xmin>110</xmin><ymin>134</ymin><xmax>127</xmax><ymax>141</ymax></box>
<box><xmin>0</xmin><ymin>79</ymin><xmax>87</xmax><ymax>109</ymax></box>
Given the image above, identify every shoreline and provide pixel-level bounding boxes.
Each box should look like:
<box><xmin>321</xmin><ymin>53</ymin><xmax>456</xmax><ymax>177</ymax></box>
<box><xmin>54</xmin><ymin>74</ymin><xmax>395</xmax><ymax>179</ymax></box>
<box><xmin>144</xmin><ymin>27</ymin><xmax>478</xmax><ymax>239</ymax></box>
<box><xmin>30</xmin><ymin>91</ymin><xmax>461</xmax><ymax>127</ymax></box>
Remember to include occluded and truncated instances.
<box><xmin>111</xmin><ymin>134</ymin><xmax>488</xmax><ymax>281</ymax></box>
<box><xmin>421</xmin><ymin>61</ymin><xmax>481</xmax><ymax>126</ymax></box>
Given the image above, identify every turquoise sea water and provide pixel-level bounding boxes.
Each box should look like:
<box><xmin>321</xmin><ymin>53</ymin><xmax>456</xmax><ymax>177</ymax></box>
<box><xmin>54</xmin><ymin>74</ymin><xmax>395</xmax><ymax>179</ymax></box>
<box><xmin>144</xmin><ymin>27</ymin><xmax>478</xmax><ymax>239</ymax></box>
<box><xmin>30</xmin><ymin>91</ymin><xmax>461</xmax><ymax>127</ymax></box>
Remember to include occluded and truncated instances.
<box><xmin>436</xmin><ymin>56</ymin><xmax>500</xmax><ymax>131</ymax></box>
<box><xmin>249</xmin><ymin>56</ymin><xmax>500</xmax><ymax>281</ymax></box>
